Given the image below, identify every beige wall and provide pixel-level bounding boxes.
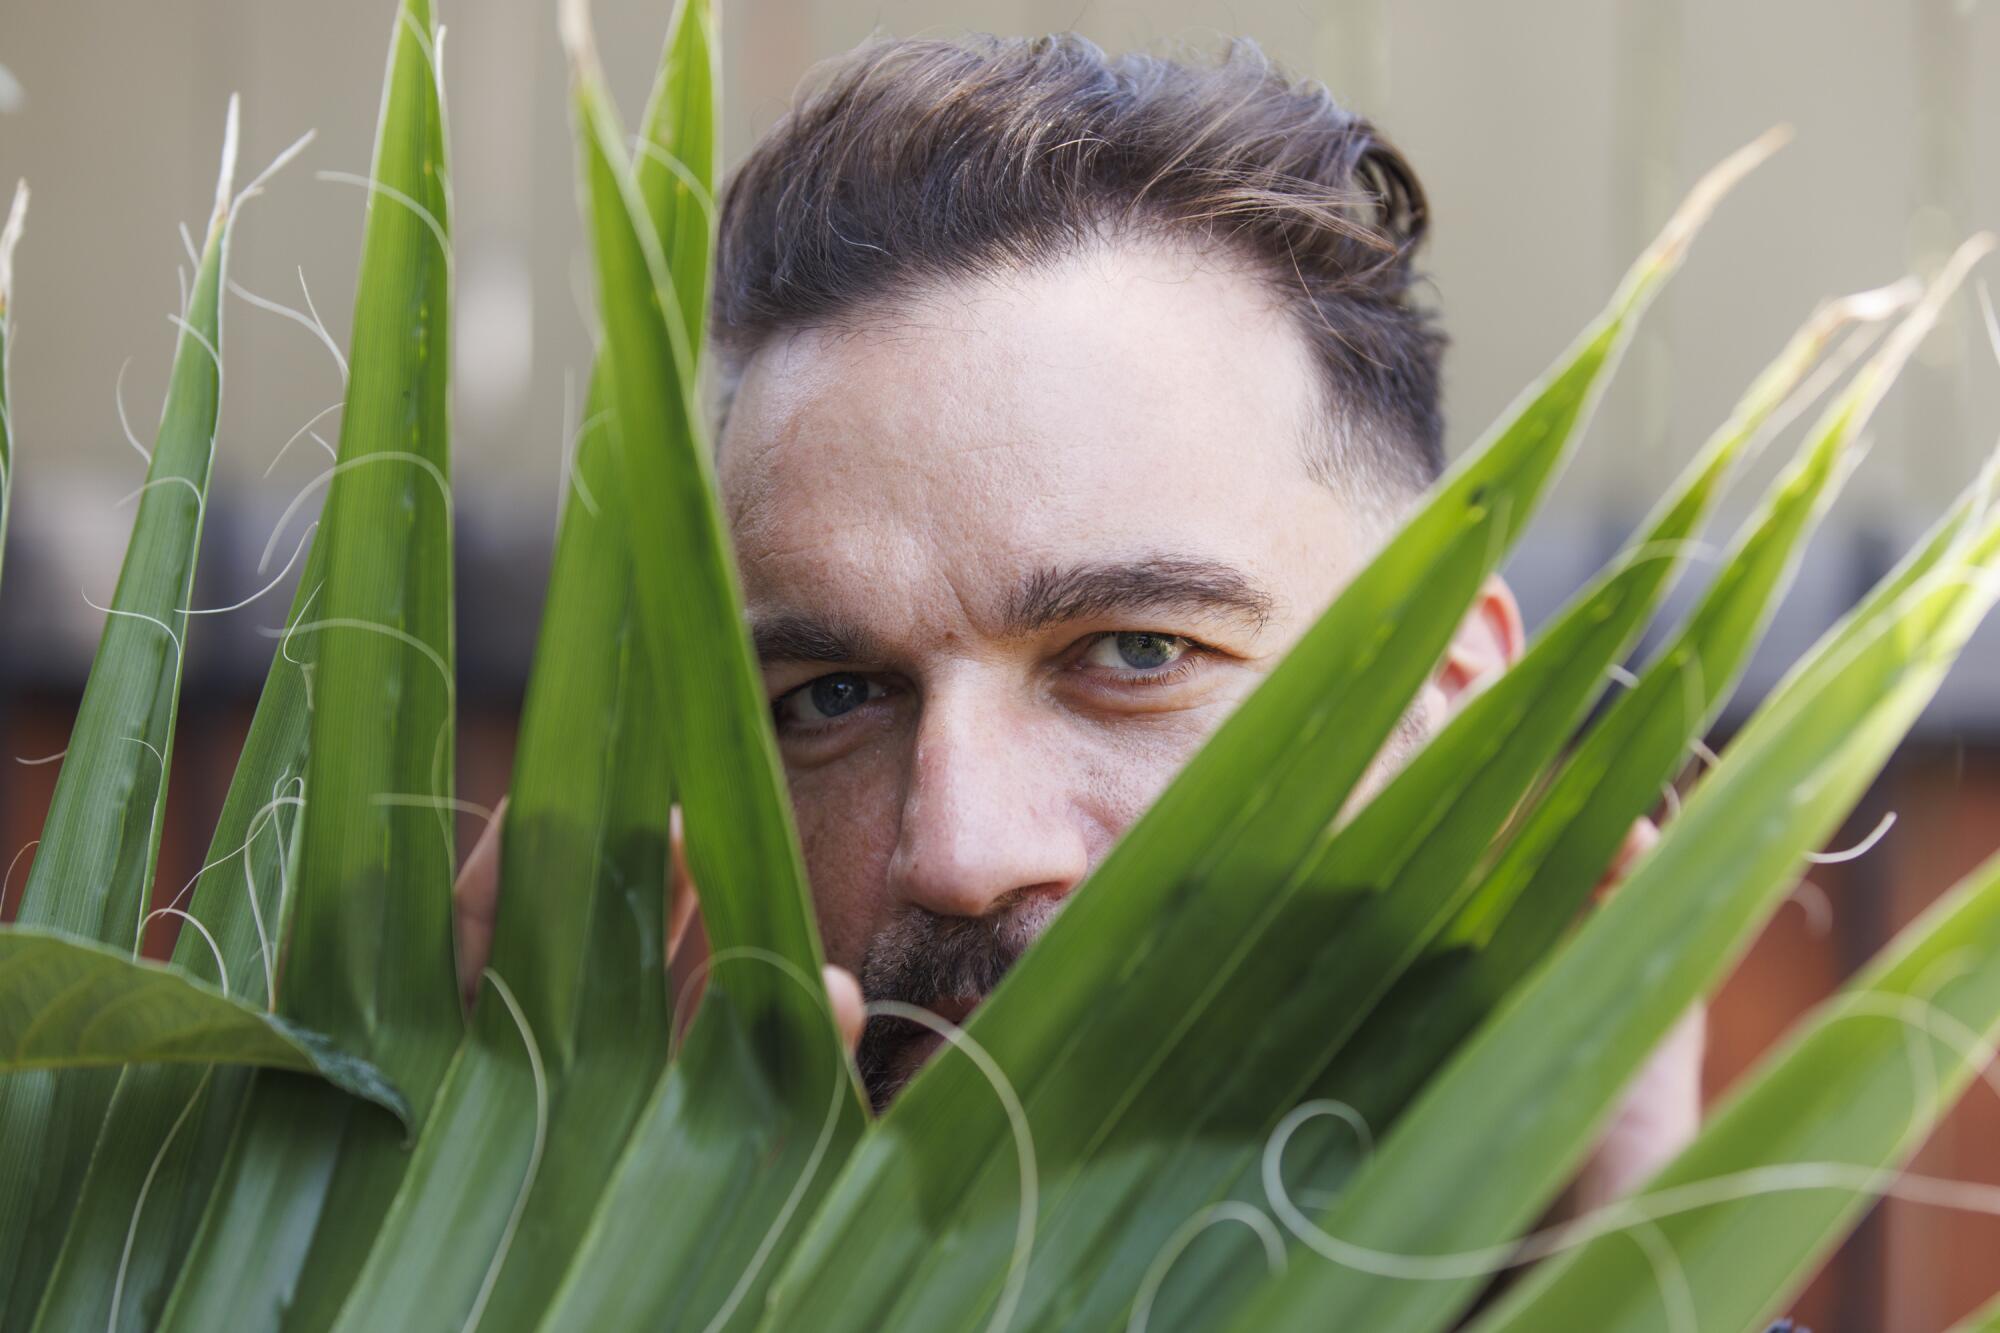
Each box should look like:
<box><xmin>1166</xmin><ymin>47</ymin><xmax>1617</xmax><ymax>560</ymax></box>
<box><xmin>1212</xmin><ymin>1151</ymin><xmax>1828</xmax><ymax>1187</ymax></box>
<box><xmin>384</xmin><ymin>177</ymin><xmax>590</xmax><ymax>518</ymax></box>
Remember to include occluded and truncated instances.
<box><xmin>0</xmin><ymin>0</ymin><xmax>1995</xmax><ymax>653</ymax></box>
<box><xmin>4</xmin><ymin>1</ymin><xmax>1995</xmax><ymax>490</ymax></box>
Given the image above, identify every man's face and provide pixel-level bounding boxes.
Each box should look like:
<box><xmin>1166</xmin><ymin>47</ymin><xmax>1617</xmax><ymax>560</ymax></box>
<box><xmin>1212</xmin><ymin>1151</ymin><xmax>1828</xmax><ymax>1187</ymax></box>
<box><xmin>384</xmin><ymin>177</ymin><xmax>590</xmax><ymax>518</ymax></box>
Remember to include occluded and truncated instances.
<box><xmin>718</xmin><ymin>237</ymin><xmax>1510</xmax><ymax>1105</ymax></box>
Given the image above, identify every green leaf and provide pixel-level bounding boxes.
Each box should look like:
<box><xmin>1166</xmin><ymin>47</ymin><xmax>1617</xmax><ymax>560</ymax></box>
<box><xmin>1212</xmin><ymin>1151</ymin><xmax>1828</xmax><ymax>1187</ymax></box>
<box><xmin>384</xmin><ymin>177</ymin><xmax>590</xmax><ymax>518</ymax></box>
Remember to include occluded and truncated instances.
<box><xmin>1228</xmin><ymin>458</ymin><xmax>2000</xmax><ymax>1333</ymax></box>
<box><xmin>758</xmin><ymin>131</ymin><xmax>1782</xmax><ymax>1333</ymax></box>
<box><xmin>1448</xmin><ymin>279</ymin><xmax>1935</xmax><ymax>963</ymax></box>
<box><xmin>31</xmin><ymin>517</ymin><xmax>326</xmax><ymax>1333</ymax></box>
<box><xmin>323</xmin><ymin>5</ymin><xmax>717</xmax><ymax>1326</ymax></box>
<box><xmin>1027</xmin><ymin>279</ymin><xmax>1893</xmax><ymax>1333</ymax></box>
<box><xmin>527</xmin><ymin>6</ymin><xmax>866</xmax><ymax>1326</ymax></box>
<box><xmin>1169</xmin><ymin>277</ymin><xmax>1967</xmax><ymax>1332</ymax></box>
<box><xmin>0</xmin><ymin>179</ymin><xmax>24</xmax><ymax>592</ymax></box>
<box><xmin>0</xmin><ymin>105</ymin><xmax>236</xmax><ymax>1330</ymax></box>
<box><xmin>1469</xmin><ymin>847</ymin><xmax>2000</xmax><ymax>1333</ymax></box>
<box><xmin>322</xmin><ymin>375</ymin><xmax>671</xmax><ymax>1333</ymax></box>
<box><xmin>28</xmin><ymin>123</ymin><xmax>326</xmax><ymax>1333</ymax></box>
<box><xmin>0</xmin><ymin>927</ymin><xmax>405</xmax><ymax>1120</ymax></box>
<box><xmin>567</xmin><ymin>0</ymin><xmax>820</xmax><ymax>1034</ymax></box>
<box><xmin>156</xmin><ymin>6</ymin><xmax>458</xmax><ymax>1328</ymax></box>
<box><xmin>280</xmin><ymin>0</ymin><xmax>459</xmax><ymax>1118</ymax></box>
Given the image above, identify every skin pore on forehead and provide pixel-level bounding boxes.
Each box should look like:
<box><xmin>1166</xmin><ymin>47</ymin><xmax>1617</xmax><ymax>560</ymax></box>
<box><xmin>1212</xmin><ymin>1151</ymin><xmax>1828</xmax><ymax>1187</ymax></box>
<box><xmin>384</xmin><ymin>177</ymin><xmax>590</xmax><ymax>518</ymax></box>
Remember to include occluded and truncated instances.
<box><xmin>714</xmin><ymin>233</ymin><xmax>1388</xmax><ymax>971</ymax></box>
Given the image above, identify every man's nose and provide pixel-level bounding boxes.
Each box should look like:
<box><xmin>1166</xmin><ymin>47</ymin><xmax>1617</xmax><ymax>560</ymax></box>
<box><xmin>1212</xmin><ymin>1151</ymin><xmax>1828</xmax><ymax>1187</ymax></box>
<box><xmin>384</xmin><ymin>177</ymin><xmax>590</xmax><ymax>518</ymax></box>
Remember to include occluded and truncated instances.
<box><xmin>885</xmin><ymin>684</ymin><xmax>1090</xmax><ymax>920</ymax></box>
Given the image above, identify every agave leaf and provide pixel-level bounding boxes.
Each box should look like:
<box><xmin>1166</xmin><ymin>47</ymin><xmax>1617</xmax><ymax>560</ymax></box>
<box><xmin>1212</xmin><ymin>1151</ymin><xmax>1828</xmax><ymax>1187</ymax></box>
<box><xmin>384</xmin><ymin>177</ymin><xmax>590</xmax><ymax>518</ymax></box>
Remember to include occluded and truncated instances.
<box><xmin>565</xmin><ymin>0</ymin><xmax>822</xmax><ymax>1035</ymax></box>
<box><xmin>1034</xmin><ymin>280</ymin><xmax>1898</xmax><ymax>1333</ymax></box>
<box><xmin>1469</xmin><ymin>847</ymin><xmax>2000</xmax><ymax>1333</ymax></box>
<box><xmin>279</xmin><ymin>0</ymin><xmax>459</xmax><ymax>1114</ymax></box>
<box><xmin>0</xmin><ymin>105</ymin><xmax>238</xmax><ymax>1329</ymax></box>
<box><xmin>1227</xmin><ymin>469</ymin><xmax>2000</xmax><ymax>1333</ymax></box>
<box><xmin>1127</xmin><ymin>276</ymin><xmax>1981</xmax><ymax>1330</ymax></box>
<box><xmin>757</xmin><ymin>133</ymin><xmax>1777</xmax><ymax>1333</ymax></box>
<box><xmin>31</xmin><ymin>527</ymin><xmax>327</xmax><ymax>1333</ymax></box>
<box><xmin>28</xmin><ymin>121</ymin><xmax>327</xmax><ymax>1333</ymax></box>
<box><xmin>321</xmin><ymin>388</ymin><xmax>666</xmax><ymax>1333</ymax></box>
<box><xmin>325</xmin><ymin>5</ymin><xmax>716</xmax><ymax>1327</ymax></box>
<box><xmin>0</xmin><ymin>179</ymin><xmax>24</xmax><ymax>591</ymax></box>
<box><xmin>529</xmin><ymin>6</ymin><xmax>866</xmax><ymax>1327</ymax></box>
<box><xmin>0</xmin><ymin>927</ymin><xmax>404</xmax><ymax>1119</ymax></box>
<box><xmin>632</xmin><ymin>0</ymin><xmax>715</xmax><ymax>350</ymax></box>
<box><xmin>157</xmin><ymin>5</ymin><xmax>456</xmax><ymax>1328</ymax></box>
<box><xmin>1455</xmin><ymin>254</ymin><xmax>1982</xmax><ymax>964</ymax></box>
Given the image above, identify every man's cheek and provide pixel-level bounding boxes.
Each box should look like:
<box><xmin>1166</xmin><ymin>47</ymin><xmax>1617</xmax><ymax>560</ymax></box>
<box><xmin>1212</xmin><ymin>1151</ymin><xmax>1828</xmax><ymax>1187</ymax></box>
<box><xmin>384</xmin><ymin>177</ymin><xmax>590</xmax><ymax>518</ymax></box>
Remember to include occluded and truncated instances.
<box><xmin>789</xmin><ymin>755</ymin><xmax>907</xmax><ymax>973</ymax></box>
<box><xmin>1063</xmin><ymin>707</ymin><xmax>1234</xmax><ymax>861</ymax></box>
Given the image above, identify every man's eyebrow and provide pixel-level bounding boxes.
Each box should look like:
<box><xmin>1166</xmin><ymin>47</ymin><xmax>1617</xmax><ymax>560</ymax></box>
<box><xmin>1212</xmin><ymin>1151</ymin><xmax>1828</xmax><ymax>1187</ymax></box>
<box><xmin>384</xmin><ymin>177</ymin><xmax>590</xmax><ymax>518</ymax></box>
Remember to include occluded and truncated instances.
<box><xmin>750</xmin><ymin>611</ymin><xmax>881</xmax><ymax>665</ymax></box>
<box><xmin>750</xmin><ymin>555</ymin><xmax>1276</xmax><ymax>666</ymax></box>
<box><xmin>1002</xmin><ymin>555</ymin><xmax>1276</xmax><ymax>636</ymax></box>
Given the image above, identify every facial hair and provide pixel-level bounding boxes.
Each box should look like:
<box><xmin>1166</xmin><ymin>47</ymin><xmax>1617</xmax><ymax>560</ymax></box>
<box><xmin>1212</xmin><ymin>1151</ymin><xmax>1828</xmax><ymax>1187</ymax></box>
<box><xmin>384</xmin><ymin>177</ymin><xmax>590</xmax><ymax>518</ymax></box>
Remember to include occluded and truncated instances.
<box><xmin>853</xmin><ymin>889</ymin><xmax>1061</xmax><ymax>1111</ymax></box>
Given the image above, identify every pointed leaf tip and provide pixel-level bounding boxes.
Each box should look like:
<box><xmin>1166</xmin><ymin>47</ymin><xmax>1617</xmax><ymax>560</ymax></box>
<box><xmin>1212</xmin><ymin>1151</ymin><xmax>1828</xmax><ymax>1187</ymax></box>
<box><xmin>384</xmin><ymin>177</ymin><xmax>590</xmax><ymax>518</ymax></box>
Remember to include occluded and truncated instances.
<box><xmin>1629</xmin><ymin>125</ymin><xmax>1788</xmax><ymax>295</ymax></box>
<box><xmin>0</xmin><ymin>179</ymin><xmax>25</xmax><ymax>316</ymax></box>
<box><xmin>211</xmin><ymin>94</ymin><xmax>241</xmax><ymax>236</ymax></box>
<box><xmin>559</xmin><ymin>0</ymin><xmax>597</xmax><ymax>71</ymax></box>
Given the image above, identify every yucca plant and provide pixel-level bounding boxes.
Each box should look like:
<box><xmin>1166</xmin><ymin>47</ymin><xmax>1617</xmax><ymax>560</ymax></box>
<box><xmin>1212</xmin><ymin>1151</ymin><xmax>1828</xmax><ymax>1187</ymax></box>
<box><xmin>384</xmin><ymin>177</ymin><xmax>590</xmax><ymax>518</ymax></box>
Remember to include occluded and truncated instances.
<box><xmin>2</xmin><ymin>1</ymin><xmax>1997</xmax><ymax>1330</ymax></box>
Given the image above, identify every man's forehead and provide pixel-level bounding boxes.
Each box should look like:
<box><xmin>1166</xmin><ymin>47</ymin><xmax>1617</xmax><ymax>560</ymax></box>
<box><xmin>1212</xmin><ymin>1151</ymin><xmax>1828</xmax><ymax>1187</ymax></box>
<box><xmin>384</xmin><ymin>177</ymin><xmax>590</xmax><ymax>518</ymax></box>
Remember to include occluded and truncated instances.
<box><xmin>716</xmin><ymin>236</ymin><xmax>1364</xmax><ymax>645</ymax></box>
<box><xmin>719</xmin><ymin>240</ymin><xmax>1322</xmax><ymax>489</ymax></box>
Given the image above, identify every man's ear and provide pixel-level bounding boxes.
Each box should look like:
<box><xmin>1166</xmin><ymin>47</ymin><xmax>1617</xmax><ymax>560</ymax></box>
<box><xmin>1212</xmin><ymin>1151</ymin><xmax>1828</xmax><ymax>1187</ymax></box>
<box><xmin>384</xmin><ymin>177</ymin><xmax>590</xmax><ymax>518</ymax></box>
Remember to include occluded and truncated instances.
<box><xmin>1437</xmin><ymin>574</ymin><xmax>1525</xmax><ymax>712</ymax></box>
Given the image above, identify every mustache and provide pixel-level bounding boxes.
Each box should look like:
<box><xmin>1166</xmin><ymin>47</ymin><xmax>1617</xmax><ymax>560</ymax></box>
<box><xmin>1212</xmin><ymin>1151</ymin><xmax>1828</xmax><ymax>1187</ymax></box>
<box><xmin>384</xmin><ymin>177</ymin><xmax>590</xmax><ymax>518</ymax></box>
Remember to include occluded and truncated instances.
<box><xmin>853</xmin><ymin>891</ymin><xmax>1061</xmax><ymax>1110</ymax></box>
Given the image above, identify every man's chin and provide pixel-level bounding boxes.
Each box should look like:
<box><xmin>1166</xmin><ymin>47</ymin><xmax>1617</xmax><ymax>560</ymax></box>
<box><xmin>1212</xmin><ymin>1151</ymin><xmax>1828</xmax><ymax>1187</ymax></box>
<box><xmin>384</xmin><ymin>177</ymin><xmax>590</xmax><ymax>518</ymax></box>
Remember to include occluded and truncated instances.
<box><xmin>861</xmin><ymin>994</ymin><xmax>983</xmax><ymax>1112</ymax></box>
<box><xmin>871</xmin><ymin>1029</ymin><xmax>944</xmax><ymax>1109</ymax></box>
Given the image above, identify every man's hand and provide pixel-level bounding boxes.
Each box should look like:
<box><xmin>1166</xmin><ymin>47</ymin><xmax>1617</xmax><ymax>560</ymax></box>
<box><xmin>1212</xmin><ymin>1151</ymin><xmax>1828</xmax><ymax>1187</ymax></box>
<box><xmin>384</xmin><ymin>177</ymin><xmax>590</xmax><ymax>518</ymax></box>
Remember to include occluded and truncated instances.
<box><xmin>450</xmin><ymin>799</ymin><xmax>864</xmax><ymax>1050</ymax></box>
<box><xmin>1564</xmin><ymin>818</ymin><xmax>1706</xmax><ymax>1216</ymax></box>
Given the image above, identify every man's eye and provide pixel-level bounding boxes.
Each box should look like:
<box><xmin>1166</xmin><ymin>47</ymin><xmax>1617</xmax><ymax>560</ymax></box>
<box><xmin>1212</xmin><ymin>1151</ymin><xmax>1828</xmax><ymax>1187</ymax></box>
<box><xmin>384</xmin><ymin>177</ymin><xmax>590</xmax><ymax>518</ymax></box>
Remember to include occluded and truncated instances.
<box><xmin>774</xmin><ymin>671</ymin><xmax>881</xmax><ymax>728</ymax></box>
<box><xmin>1081</xmin><ymin>631</ymin><xmax>1192</xmax><ymax>673</ymax></box>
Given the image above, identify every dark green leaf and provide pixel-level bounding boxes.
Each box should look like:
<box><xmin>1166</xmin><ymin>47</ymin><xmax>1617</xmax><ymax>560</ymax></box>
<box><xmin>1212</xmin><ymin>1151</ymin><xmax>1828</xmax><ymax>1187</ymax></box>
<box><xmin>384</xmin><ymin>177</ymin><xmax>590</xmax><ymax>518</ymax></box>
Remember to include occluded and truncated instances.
<box><xmin>0</xmin><ymin>927</ymin><xmax>404</xmax><ymax>1120</ymax></box>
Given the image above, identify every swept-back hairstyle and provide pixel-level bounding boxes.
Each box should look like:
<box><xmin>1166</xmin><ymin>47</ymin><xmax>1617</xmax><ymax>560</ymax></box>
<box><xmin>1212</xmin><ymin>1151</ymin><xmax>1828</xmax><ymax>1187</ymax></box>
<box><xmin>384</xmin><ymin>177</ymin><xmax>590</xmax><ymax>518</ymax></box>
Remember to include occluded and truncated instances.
<box><xmin>712</xmin><ymin>33</ymin><xmax>1446</xmax><ymax>500</ymax></box>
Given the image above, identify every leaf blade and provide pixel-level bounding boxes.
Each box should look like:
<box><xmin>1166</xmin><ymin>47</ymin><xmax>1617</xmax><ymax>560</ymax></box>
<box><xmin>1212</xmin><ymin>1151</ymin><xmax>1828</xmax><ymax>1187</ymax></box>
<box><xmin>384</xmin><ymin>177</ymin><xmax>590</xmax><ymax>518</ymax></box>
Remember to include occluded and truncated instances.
<box><xmin>0</xmin><ymin>927</ymin><xmax>405</xmax><ymax>1120</ymax></box>
<box><xmin>1229</xmin><ymin>499</ymin><xmax>2000</xmax><ymax>1333</ymax></box>
<box><xmin>0</xmin><ymin>111</ymin><xmax>235</xmax><ymax>1329</ymax></box>
<box><xmin>1471</xmin><ymin>847</ymin><xmax>2000</xmax><ymax>1333</ymax></box>
<box><xmin>156</xmin><ymin>7</ymin><xmax>459</xmax><ymax>1327</ymax></box>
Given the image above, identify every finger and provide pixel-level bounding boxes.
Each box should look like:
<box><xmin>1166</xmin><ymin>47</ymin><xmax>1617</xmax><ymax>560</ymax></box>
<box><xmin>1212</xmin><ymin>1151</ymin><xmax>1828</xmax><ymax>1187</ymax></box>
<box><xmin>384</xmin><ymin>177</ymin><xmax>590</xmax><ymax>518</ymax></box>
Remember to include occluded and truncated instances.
<box><xmin>1591</xmin><ymin>816</ymin><xmax>1660</xmax><ymax>905</ymax></box>
<box><xmin>452</xmin><ymin>795</ymin><xmax>509</xmax><ymax>1007</ymax></box>
<box><xmin>823</xmin><ymin>964</ymin><xmax>864</xmax><ymax>1055</ymax></box>
<box><xmin>1568</xmin><ymin>1001</ymin><xmax>1706</xmax><ymax>1215</ymax></box>
<box><xmin>662</xmin><ymin>804</ymin><xmax>718</xmax><ymax>1043</ymax></box>
<box><xmin>665</xmin><ymin>803</ymin><xmax>700</xmax><ymax>964</ymax></box>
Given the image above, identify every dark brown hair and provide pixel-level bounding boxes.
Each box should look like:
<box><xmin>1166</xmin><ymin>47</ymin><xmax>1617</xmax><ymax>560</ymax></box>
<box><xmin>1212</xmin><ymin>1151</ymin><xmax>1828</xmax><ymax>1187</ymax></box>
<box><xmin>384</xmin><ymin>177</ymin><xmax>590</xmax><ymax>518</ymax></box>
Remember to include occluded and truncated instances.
<box><xmin>712</xmin><ymin>33</ymin><xmax>1446</xmax><ymax>498</ymax></box>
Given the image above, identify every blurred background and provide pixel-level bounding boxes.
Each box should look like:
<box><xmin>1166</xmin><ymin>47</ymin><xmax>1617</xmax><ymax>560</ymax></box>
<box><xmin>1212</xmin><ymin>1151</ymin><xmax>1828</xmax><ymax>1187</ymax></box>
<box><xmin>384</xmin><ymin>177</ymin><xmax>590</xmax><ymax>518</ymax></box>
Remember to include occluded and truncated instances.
<box><xmin>2</xmin><ymin>1</ymin><xmax>1998</xmax><ymax>1326</ymax></box>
